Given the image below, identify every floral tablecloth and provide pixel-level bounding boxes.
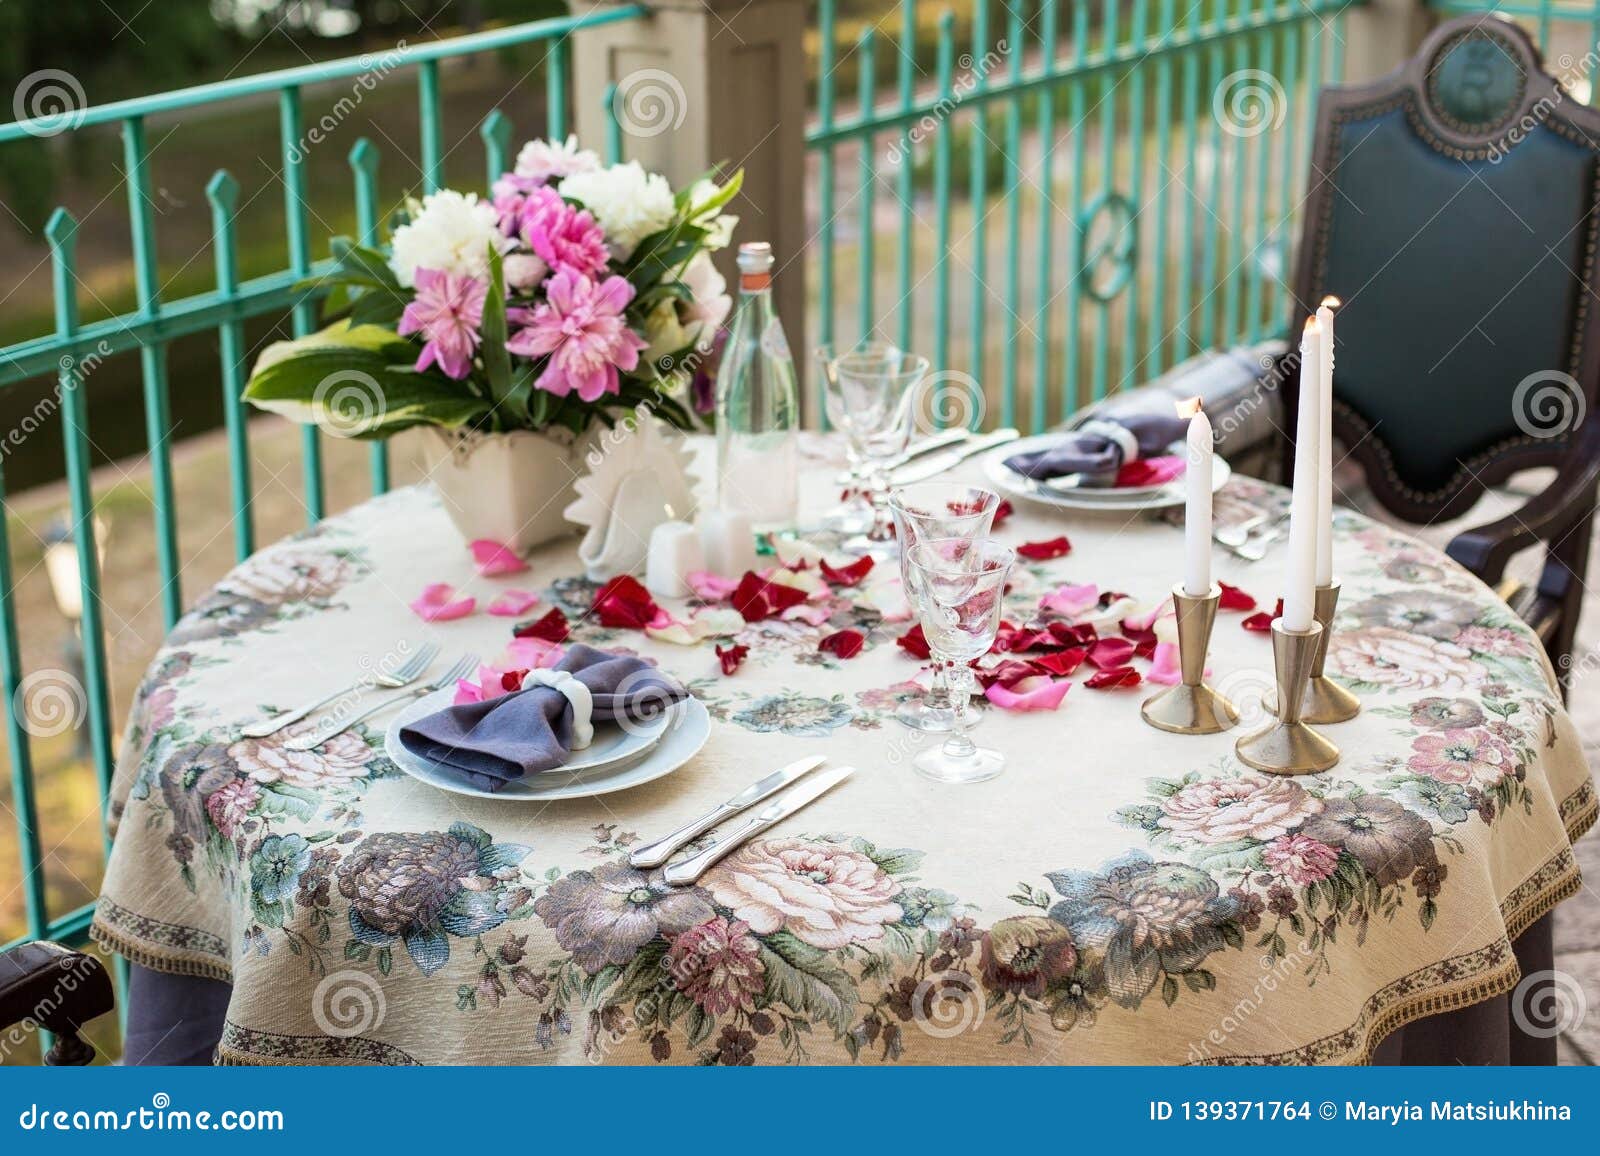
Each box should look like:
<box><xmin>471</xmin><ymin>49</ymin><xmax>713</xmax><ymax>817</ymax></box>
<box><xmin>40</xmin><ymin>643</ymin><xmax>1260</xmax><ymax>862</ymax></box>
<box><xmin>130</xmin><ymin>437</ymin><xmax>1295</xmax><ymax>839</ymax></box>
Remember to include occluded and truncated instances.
<box><xmin>92</xmin><ymin>444</ymin><xmax>1595</xmax><ymax>1065</ymax></box>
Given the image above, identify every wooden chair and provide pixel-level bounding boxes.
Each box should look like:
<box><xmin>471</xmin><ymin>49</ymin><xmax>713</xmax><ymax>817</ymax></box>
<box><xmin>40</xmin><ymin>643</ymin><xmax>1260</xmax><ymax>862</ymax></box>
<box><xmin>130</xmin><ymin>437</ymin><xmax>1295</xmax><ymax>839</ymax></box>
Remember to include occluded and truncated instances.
<box><xmin>0</xmin><ymin>941</ymin><xmax>114</xmax><ymax>1064</ymax></box>
<box><xmin>1281</xmin><ymin>14</ymin><xmax>1600</xmax><ymax>692</ymax></box>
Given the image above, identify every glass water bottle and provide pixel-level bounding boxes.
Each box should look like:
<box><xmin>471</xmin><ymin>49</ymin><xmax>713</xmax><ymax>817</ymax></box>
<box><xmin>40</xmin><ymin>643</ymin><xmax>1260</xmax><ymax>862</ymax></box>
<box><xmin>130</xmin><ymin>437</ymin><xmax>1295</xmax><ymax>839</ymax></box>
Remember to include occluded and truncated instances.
<box><xmin>715</xmin><ymin>242</ymin><xmax>799</xmax><ymax>534</ymax></box>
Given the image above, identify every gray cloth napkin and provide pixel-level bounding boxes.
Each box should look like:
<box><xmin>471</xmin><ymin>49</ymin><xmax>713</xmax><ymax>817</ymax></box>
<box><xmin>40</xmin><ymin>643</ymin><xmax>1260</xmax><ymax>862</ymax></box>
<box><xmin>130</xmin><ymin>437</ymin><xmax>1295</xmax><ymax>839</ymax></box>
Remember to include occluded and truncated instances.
<box><xmin>397</xmin><ymin>644</ymin><xmax>686</xmax><ymax>792</ymax></box>
<box><xmin>1002</xmin><ymin>412</ymin><xmax>1189</xmax><ymax>482</ymax></box>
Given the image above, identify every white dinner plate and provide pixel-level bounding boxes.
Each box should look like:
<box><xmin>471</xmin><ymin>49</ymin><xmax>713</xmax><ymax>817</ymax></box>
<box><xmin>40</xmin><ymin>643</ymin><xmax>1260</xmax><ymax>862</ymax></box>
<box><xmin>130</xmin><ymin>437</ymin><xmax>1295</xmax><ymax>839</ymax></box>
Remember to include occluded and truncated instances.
<box><xmin>383</xmin><ymin>688</ymin><xmax>711</xmax><ymax>801</ymax></box>
<box><xmin>982</xmin><ymin>434</ymin><xmax>1232</xmax><ymax>513</ymax></box>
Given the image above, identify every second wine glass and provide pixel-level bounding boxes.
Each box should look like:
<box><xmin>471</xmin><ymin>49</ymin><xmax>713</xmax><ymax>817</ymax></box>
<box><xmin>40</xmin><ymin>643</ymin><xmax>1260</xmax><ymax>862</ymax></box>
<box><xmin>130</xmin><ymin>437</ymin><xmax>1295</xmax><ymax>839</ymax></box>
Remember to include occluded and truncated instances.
<box><xmin>906</xmin><ymin>537</ymin><xmax>1016</xmax><ymax>784</ymax></box>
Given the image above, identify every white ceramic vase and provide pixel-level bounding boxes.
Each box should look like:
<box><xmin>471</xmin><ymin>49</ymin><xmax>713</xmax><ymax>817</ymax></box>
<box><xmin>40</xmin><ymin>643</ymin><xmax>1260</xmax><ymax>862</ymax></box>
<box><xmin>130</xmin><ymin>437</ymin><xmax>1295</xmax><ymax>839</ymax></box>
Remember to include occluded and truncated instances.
<box><xmin>423</xmin><ymin>427</ymin><xmax>600</xmax><ymax>554</ymax></box>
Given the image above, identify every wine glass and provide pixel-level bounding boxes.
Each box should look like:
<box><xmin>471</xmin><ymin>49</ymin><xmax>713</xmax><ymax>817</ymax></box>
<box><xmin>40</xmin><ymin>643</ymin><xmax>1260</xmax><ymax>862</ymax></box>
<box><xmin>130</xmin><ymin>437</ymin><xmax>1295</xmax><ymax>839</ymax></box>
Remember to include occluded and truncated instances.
<box><xmin>888</xmin><ymin>483</ymin><xmax>1002</xmax><ymax>732</ymax></box>
<box><xmin>815</xmin><ymin>343</ymin><xmax>929</xmax><ymax>553</ymax></box>
<box><xmin>905</xmin><ymin>537</ymin><xmax>1015</xmax><ymax>784</ymax></box>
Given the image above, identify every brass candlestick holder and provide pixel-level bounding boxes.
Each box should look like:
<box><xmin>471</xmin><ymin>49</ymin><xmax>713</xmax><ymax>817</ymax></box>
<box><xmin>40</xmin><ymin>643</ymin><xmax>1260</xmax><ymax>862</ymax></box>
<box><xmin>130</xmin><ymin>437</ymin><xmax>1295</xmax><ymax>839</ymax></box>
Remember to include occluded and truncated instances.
<box><xmin>1303</xmin><ymin>580</ymin><xmax>1361</xmax><ymax>724</ymax></box>
<box><xmin>1140</xmin><ymin>583</ymin><xmax>1239</xmax><ymax>735</ymax></box>
<box><xmin>1235</xmin><ymin>619</ymin><xmax>1339</xmax><ymax>775</ymax></box>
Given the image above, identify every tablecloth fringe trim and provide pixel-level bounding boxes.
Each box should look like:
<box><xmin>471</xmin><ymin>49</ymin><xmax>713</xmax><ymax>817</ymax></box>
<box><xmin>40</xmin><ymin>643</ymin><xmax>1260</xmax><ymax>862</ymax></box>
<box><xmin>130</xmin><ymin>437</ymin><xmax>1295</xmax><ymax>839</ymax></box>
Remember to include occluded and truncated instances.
<box><xmin>88</xmin><ymin>918</ymin><xmax>233</xmax><ymax>984</ymax></box>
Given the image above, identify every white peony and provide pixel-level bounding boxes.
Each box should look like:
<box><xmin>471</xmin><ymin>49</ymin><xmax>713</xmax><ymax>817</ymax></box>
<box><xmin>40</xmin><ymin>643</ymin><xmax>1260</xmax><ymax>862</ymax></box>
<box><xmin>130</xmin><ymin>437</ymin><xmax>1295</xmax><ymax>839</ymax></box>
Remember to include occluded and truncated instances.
<box><xmin>514</xmin><ymin>134</ymin><xmax>601</xmax><ymax>184</ymax></box>
<box><xmin>642</xmin><ymin>297</ymin><xmax>692</xmax><ymax>367</ymax></box>
<box><xmin>387</xmin><ymin>190</ymin><xmax>507</xmax><ymax>288</ymax></box>
<box><xmin>559</xmin><ymin>161</ymin><xmax>676</xmax><ymax>260</ymax></box>
<box><xmin>687</xmin><ymin>178</ymin><xmax>738</xmax><ymax>250</ymax></box>
<box><xmin>679</xmin><ymin>251</ymin><xmax>731</xmax><ymax>344</ymax></box>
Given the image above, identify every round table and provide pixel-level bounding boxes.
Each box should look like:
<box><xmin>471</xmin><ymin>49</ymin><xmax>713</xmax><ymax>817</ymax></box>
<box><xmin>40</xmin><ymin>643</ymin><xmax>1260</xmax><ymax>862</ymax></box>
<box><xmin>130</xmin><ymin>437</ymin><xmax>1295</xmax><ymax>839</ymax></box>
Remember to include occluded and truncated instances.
<box><xmin>94</xmin><ymin>445</ymin><xmax>1595</xmax><ymax>1065</ymax></box>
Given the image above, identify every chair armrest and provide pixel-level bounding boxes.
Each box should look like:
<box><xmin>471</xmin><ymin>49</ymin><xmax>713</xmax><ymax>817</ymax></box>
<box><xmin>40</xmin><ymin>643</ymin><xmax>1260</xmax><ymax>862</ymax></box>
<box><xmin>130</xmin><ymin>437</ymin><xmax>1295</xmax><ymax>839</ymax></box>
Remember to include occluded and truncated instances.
<box><xmin>1445</xmin><ymin>450</ymin><xmax>1600</xmax><ymax>585</ymax></box>
<box><xmin>0</xmin><ymin>941</ymin><xmax>115</xmax><ymax>1065</ymax></box>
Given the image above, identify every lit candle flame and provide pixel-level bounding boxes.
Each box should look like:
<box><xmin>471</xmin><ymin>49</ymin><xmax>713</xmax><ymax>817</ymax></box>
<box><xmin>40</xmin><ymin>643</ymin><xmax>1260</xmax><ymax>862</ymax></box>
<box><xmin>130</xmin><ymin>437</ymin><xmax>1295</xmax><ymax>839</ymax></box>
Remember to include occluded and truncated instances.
<box><xmin>1175</xmin><ymin>395</ymin><xmax>1204</xmax><ymax>419</ymax></box>
<box><xmin>1320</xmin><ymin>295</ymin><xmax>1341</xmax><ymax>310</ymax></box>
<box><xmin>1304</xmin><ymin>316</ymin><xmax>1321</xmax><ymax>335</ymax></box>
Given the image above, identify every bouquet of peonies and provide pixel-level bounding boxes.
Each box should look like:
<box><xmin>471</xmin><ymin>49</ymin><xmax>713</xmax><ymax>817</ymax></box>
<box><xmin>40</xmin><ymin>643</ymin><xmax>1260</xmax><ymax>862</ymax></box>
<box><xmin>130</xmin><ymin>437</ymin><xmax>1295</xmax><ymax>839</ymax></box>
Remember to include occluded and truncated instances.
<box><xmin>245</xmin><ymin>136</ymin><xmax>740</xmax><ymax>439</ymax></box>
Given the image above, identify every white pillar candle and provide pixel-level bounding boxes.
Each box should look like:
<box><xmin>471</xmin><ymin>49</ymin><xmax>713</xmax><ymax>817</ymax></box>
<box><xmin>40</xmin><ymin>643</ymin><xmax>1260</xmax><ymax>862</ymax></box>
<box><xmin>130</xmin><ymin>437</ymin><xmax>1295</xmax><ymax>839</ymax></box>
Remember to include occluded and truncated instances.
<box><xmin>1183</xmin><ymin>406</ymin><xmax>1213</xmax><ymax>597</ymax></box>
<box><xmin>1283</xmin><ymin>318</ymin><xmax>1322</xmax><ymax>633</ymax></box>
<box><xmin>1314</xmin><ymin>296</ymin><xmax>1338</xmax><ymax>586</ymax></box>
<box><xmin>696</xmin><ymin>509</ymin><xmax>758</xmax><ymax>578</ymax></box>
<box><xmin>645</xmin><ymin>521</ymin><xmax>704</xmax><ymax>599</ymax></box>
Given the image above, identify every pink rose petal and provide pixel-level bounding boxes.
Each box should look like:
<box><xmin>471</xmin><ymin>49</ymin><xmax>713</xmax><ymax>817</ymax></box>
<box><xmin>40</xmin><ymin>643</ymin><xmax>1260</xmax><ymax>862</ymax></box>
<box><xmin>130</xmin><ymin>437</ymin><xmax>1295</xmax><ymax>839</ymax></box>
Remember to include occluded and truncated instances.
<box><xmin>410</xmin><ymin>582</ymin><xmax>475</xmax><ymax>621</ymax></box>
<box><xmin>1039</xmin><ymin>582</ymin><xmax>1099</xmax><ymax>619</ymax></box>
<box><xmin>781</xmin><ymin>602</ymin><xmax>833</xmax><ymax>627</ymax></box>
<box><xmin>470</xmin><ymin>539</ymin><xmax>529</xmax><ymax>577</ymax></box>
<box><xmin>505</xmin><ymin>636</ymin><xmax>565</xmax><ymax>670</ymax></box>
<box><xmin>487</xmin><ymin>589</ymin><xmax>541</xmax><ymax>617</ymax></box>
<box><xmin>687</xmin><ymin>570</ymin><xmax>740</xmax><ymax>601</ymax></box>
<box><xmin>985</xmin><ymin>676</ymin><xmax>1071</xmax><ymax>712</ymax></box>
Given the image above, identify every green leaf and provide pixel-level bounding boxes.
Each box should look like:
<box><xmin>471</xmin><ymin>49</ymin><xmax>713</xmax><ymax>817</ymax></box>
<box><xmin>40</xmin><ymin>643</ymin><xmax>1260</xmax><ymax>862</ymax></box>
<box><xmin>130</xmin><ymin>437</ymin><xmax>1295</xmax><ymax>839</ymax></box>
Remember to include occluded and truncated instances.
<box><xmin>686</xmin><ymin>168</ymin><xmax>743</xmax><ymax>221</ymax></box>
<box><xmin>344</xmin><ymin>940</ymin><xmax>372</xmax><ymax>962</ymax></box>
<box><xmin>480</xmin><ymin>245</ymin><xmax>514</xmax><ymax>406</ymax></box>
<box><xmin>685</xmin><ymin>1004</ymin><xmax>715</xmax><ymax>1047</ymax></box>
<box><xmin>254</xmin><ymin>784</ymin><xmax>318</xmax><ymax>822</ymax></box>
<box><xmin>1161</xmin><ymin>975</ymin><xmax>1179</xmax><ymax>1006</ymax></box>
<box><xmin>758</xmin><ymin>931</ymin><xmax>859</xmax><ymax>1035</ymax></box>
<box><xmin>377</xmin><ymin>946</ymin><xmax>393</xmax><ymax>976</ymax></box>
<box><xmin>245</xmin><ymin>322</ymin><xmax>491</xmax><ymax>439</ymax></box>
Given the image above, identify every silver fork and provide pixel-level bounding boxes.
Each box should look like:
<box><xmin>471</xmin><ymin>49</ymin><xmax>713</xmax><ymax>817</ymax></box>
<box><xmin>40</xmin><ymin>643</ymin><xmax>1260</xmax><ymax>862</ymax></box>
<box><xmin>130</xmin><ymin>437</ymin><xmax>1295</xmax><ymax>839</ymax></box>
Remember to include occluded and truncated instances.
<box><xmin>1228</xmin><ymin>521</ymin><xmax>1291</xmax><ymax>562</ymax></box>
<box><xmin>1214</xmin><ymin>511</ymin><xmax>1276</xmax><ymax>549</ymax></box>
<box><xmin>283</xmin><ymin>653</ymin><xmax>478</xmax><ymax>751</ymax></box>
<box><xmin>239</xmin><ymin>642</ymin><xmax>440</xmax><ymax>738</ymax></box>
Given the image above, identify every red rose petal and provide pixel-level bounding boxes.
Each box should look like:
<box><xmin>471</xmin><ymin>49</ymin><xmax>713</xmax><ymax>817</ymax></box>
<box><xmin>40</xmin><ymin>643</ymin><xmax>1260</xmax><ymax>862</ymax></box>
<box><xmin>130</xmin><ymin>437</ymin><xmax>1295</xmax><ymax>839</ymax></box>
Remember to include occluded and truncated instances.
<box><xmin>896</xmin><ymin>623</ymin><xmax>931</xmax><ymax>660</ymax></box>
<box><xmin>1087</xmin><ymin>637</ymin><xmax>1136</xmax><ymax>669</ymax></box>
<box><xmin>514</xmin><ymin>608</ymin><xmax>571</xmax><ymax>643</ymax></box>
<box><xmin>1048</xmin><ymin>621</ymin><xmax>1098</xmax><ymax>647</ymax></box>
<box><xmin>593</xmin><ymin>575</ymin><xmax>663</xmax><ymax>630</ymax></box>
<box><xmin>819</xmin><ymin>556</ymin><xmax>874</xmax><ymax>587</ymax></box>
<box><xmin>1085</xmin><ymin>665</ymin><xmax>1142</xmax><ymax>689</ymax></box>
<box><xmin>1218</xmin><ymin>582</ymin><xmax>1258</xmax><ymax>612</ymax></box>
<box><xmin>1243</xmin><ymin>599</ymin><xmax>1284</xmax><ymax>632</ymax></box>
<box><xmin>716</xmin><ymin>642</ymin><xmax>749</xmax><ymax>676</ymax></box>
<box><xmin>1030</xmin><ymin>647</ymin><xmax>1088</xmax><ymax>678</ymax></box>
<box><xmin>818</xmin><ymin>629</ymin><xmax>866</xmax><ymax>659</ymax></box>
<box><xmin>992</xmin><ymin>499</ymin><xmax>1015</xmax><ymax>528</ymax></box>
<box><xmin>499</xmin><ymin>669</ymin><xmax>530</xmax><ymax>693</ymax></box>
<box><xmin>731</xmin><ymin>571</ymin><xmax>809</xmax><ymax>622</ymax></box>
<box><xmin>1133</xmin><ymin>636</ymin><xmax>1158</xmax><ymax>660</ymax></box>
<box><xmin>1017</xmin><ymin>536</ymin><xmax>1072</xmax><ymax>561</ymax></box>
<box><xmin>1114</xmin><ymin>455</ymin><xmax>1185</xmax><ymax>488</ymax></box>
<box><xmin>975</xmin><ymin>658</ymin><xmax>1041</xmax><ymax>689</ymax></box>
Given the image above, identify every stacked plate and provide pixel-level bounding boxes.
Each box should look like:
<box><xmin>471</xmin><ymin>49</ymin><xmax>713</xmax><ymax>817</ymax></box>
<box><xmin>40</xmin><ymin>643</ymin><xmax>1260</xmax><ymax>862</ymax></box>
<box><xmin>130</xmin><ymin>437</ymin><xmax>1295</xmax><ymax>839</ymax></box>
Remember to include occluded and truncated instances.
<box><xmin>980</xmin><ymin>433</ymin><xmax>1231</xmax><ymax>513</ymax></box>
<box><xmin>384</xmin><ymin>689</ymin><xmax>711</xmax><ymax>801</ymax></box>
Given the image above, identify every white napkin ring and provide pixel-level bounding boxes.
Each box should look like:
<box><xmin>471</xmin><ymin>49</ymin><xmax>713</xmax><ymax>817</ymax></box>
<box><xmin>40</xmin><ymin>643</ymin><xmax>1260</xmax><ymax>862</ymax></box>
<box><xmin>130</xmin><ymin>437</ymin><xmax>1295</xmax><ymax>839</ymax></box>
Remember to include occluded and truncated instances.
<box><xmin>519</xmin><ymin>669</ymin><xmax>595</xmax><ymax>750</ymax></box>
<box><xmin>1078</xmin><ymin>419</ymin><xmax>1141</xmax><ymax>464</ymax></box>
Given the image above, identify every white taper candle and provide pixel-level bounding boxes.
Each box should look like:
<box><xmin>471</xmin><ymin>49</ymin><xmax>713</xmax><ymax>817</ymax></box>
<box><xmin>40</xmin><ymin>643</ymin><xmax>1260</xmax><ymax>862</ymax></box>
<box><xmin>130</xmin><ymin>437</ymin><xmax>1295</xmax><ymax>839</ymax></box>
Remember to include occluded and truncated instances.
<box><xmin>1283</xmin><ymin>318</ymin><xmax>1322</xmax><ymax>633</ymax></box>
<box><xmin>1314</xmin><ymin>297</ymin><xmax>1338</xmax><ymax>586</ymax></box>
<box><xmin>1183</xmin><ymin>405</ymin><xmax>1213</xmax><ymax>597</ymax></box>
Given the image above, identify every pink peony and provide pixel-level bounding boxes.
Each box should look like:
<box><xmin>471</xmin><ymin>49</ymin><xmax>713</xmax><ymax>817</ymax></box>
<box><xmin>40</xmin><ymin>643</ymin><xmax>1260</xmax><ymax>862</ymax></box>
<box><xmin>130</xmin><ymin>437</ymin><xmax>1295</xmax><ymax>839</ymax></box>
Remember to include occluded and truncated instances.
<box><xmin>1157</xmin><ymin>773</ymin><xmax>1325</xmax><ymax>844</ymax></box>
<box><xmin>205</xmin><ymin>777</ymin><xmax>261</xmax><ymax>838</ymax></box>
<box><xmin>506</xmin><ymin>270</ymin><xmax>648</xmax><ymax>402</ymax></box>
<box><xmin>666</xmin><ymin>917</ymin><xmax>765</xmax><ymax>1015</ymax></box>
<box><xmin>704</xmin><ymin>838</ymin><xmax>902</xmax><ymax>949</ymax></box>
<box><xmin>397</xmin><ymin>267</ymin><xmax>486</xmax><ymax>380</ymax></box>
<box><xmin>1407</xmin><ymin>727</ymin><xmax>1513</xmax><ymax>787</ymax></box>
<box><xmin>1262</xmin><ymin>834</ymin><xmax>1340</xmax><ymax>884</ymax></box>
<box><xmin>516</xmin><ymin>186</ymin><xmax>610</xmax><ymax>279</ymax></box>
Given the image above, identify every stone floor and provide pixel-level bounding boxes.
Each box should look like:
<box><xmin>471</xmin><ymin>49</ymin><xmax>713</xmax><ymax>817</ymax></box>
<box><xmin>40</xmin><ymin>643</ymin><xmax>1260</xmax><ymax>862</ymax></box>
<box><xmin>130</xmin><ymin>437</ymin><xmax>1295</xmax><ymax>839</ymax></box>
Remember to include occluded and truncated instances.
<box><xmin>1342</xmin><ymin>466</ymin><xmax>1599</xmax><ymax>1064</ymax></box>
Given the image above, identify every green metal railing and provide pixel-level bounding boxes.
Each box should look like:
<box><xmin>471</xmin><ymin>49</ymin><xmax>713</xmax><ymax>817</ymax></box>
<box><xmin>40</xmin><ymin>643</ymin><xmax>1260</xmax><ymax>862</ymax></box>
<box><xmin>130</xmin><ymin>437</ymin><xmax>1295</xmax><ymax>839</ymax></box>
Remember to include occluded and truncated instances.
<box><xmin>0</xmin><ymin>8</ymin><xmax>646</xmax><ymax>970</ymax></box>
<box><xmin>809</xmin><ymin>0</ymin><xmax>1349</xmax><ymax>431</ymax></box>
<box><xmin>1429</xmin><ymin>0</ymin><xmax>1600</xmax><ymax>68</ymax></box>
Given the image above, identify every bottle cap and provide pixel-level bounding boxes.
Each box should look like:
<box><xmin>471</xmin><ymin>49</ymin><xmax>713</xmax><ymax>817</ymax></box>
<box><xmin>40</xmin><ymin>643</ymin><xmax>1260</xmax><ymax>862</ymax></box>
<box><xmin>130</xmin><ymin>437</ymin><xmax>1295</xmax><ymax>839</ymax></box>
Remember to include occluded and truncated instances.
<box><xmin>737</xmin><ymin>242</ymin><xmax>774</xmax><ymax>290</ymax></box>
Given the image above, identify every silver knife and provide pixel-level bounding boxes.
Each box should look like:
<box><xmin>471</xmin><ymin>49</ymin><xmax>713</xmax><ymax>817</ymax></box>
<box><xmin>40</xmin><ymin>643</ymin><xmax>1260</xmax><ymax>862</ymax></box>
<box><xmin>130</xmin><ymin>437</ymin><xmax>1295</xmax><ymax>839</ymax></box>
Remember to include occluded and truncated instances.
<box><xmin>832</xmin><ymin>429</ymin><xmax>968</xmax><ymax>484</ymax></box>
<box><xmin>628</xmin><ymin>755</ymin><xmax>826</xmax><ymax>870</ymax></box>
<box><xmin>890</xmin><ymin>428</ymin><xmax>1020</xmax><ymax>485</ymax></box>
<box><xmin>661</xmin><ymin>766</ymin><xmax>854</xmax><ymax>887</ymax></box>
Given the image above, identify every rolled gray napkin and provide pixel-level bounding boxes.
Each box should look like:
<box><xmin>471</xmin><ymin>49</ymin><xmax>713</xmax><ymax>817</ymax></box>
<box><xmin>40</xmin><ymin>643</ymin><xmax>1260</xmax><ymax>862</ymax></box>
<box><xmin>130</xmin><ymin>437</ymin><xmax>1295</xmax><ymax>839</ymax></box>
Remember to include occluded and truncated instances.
<box><xmin>397</xmin><ymin>644</ymin><xmax>686</xmax><ymax>793</ymax></box>
<box><xmin>1002</xmin><ymin>412</ymin><xmax>1189</xmax><ymax>482</ymax></box>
